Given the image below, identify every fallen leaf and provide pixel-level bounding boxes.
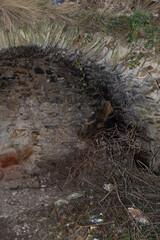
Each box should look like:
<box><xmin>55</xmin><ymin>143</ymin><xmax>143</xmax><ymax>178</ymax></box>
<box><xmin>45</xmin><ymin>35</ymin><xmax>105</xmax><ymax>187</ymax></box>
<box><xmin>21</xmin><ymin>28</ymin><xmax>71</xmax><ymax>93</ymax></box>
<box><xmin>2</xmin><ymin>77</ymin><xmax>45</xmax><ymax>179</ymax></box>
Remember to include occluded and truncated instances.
<box><xmin>57</xmin><ymin>222</ymin><xmax>61</xmax><ymax>227</ymax></box>
<box><xmin>128</xmin><ymin>207</ymin><xmax>149</xmax><ymax>224</ymax></box>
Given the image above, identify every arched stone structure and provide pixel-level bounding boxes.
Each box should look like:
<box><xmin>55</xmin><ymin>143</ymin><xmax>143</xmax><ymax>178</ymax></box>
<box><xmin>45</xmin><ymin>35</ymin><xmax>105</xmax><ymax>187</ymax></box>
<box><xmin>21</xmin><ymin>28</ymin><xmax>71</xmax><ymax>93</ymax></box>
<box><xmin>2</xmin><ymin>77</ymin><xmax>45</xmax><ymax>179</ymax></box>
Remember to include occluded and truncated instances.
<box><xmin>0</xmin><ymin>6</ymin><xmax>160</xmax><ymax>173</ymax></box>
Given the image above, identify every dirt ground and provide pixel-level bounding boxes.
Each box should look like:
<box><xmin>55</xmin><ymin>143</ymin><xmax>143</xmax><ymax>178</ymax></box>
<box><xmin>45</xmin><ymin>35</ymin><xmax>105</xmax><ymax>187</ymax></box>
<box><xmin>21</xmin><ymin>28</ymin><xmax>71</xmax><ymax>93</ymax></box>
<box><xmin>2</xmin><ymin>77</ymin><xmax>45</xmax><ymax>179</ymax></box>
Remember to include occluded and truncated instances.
<box><xmin>0</xmin><ymin>167</ymin><xmax>82</xmax><ymax>240</ymax></box>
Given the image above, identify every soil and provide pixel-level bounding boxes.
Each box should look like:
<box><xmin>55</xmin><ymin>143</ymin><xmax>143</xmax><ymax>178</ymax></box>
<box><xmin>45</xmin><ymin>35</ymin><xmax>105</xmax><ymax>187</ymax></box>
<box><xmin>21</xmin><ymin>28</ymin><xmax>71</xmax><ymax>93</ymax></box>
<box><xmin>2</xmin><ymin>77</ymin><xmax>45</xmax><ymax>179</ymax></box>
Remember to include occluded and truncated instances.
<box><xmin>0</xmin><ymin>167</ymin><xmax>80</xmax><ymax>240</ymax></box>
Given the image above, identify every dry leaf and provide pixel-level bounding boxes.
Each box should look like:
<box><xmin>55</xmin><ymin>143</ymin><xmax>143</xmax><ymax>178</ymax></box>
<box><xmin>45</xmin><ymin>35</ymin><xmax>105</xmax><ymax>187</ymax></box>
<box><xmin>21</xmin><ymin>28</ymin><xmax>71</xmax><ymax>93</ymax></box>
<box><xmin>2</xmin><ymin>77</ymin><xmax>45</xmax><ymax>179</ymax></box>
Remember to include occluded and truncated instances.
<box><xmin>128</xmin><ymin>207</ymin><xmax>149</xmax><ymax>224</ymax></box>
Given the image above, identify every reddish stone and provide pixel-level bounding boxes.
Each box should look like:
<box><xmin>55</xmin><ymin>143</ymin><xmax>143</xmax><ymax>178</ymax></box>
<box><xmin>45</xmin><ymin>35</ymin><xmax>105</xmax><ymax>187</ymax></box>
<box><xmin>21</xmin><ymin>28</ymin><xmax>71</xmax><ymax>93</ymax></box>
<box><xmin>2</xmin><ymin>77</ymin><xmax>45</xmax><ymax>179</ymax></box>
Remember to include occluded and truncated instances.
<box><xmin>0</xmin><ymin>152</ymin><xmax>19</xmax><ymax>168</ymax></box>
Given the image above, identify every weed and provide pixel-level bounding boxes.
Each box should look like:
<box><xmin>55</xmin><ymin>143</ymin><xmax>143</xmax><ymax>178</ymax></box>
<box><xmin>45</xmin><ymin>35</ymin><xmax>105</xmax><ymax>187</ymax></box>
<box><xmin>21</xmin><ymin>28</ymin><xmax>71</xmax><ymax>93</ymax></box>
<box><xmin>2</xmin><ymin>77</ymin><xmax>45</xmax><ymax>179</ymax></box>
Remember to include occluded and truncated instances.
<box><xmin>106</xmin><ymin>15</ymin><xmax>129</xmax><ymax>35</ymax></box>
<box><xmin>107</xmin><ymin>10</ymin><xmax>159</xmax><ymax>46</ymax></box>
<box><xmin>75</xmin><ymin>50</ymin><xmax>88</xmax><ymax>86</ymax></box>
<box><xmin>129</xmin><ymin>58</ymin><xmax>141</xmax><ymax>69</ymax></box>
<box><xmin>106</xmin><ymin>10</ymin><xmax>160</xmax><ymax>68</ymax></box>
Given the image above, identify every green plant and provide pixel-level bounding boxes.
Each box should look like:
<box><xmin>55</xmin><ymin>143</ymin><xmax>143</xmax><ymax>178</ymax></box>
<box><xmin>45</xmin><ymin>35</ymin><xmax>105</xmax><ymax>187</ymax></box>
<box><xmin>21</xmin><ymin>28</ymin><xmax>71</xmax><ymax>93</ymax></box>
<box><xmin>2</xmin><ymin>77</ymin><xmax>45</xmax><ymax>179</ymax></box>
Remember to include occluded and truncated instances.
<box><xmin>106</xmin><ymin>10</ymin><xmax>160</xmax><ymax>68</ymax></box>
<box><xmin>129</xmin><ymin>56</ymin><xmax>141</xmax><ymax>69</ymax></box>
<box><xmin>107</xmin><ymin>15</ymin><xmax>129</xmax><ymax>35</ymax></box>
<box><xmin>75</xmin><ymin>50</ymin><xmax>87</xmax><ymax>86</ymax></box>
<box><xmin>127</xmin><ymin>10</ymin><xmax>149</xmax><ymax>41</ymax></box>
<box><xmin>107</xmin><ymin>10</ymin><xmax>159</xmax><ymax>46</ymax></box>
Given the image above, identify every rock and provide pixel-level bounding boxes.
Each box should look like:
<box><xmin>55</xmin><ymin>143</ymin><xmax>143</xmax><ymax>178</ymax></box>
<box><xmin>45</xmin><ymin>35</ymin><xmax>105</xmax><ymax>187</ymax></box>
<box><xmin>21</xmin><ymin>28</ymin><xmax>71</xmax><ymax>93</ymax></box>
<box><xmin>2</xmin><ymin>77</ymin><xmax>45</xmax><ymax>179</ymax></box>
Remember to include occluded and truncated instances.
<box><xmin>34</xmin><ymin>66</ymin><xmax>44</xmax><ymax>74</ymax></box>
<box><xmin>0</xmin><ymin>148</ymin><xmax>19</xmax><ymax>168</ymax></box>
<box><xmin>66</xmin><ymin>192</ymin><xmax>83</xmax><ymax>200</ymax></box>
<box><xmin>54</xmin><ymin>199</ymin><xmax>69</xmax><ymax>206</ymax></box>
<box><xmin>45</xmin><ymin>69</ymin><xmax>54</xmax><ymax>75</ymax></box>
<box><xmin>103</xmin><ymin>183</ymin><xmax>115</xmax><ymax>192</ymax></box>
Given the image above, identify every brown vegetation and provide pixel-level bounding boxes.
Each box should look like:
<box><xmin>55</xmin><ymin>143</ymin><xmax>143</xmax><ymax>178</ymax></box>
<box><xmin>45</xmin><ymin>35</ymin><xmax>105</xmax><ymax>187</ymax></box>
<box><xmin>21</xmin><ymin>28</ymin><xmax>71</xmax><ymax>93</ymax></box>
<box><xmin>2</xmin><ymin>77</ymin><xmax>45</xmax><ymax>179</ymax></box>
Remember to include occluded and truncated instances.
<box><xmin>0</xmin><ymin>0</ymin><xmax>75</xmax><ymax>32</ymax></box>
<box><xmin>59</xmin><ymin>125</ymin><xmax>160</xmax><ymax>239</ymax></box>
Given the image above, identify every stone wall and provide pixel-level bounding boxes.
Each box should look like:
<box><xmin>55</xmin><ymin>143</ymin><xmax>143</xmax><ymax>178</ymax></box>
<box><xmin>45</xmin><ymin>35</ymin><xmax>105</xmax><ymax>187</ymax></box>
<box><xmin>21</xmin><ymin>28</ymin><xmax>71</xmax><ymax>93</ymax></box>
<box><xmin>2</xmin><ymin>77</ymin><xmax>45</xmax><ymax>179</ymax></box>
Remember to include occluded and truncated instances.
<box><xmin>0</xmin><ymin>54</ymin><xmax>109</xmax><ymax>179</ymax></box>
<box><xmin>0</xmin><ymin>17</ymin><xmax>160</xmax><ymax>172</ymax></box>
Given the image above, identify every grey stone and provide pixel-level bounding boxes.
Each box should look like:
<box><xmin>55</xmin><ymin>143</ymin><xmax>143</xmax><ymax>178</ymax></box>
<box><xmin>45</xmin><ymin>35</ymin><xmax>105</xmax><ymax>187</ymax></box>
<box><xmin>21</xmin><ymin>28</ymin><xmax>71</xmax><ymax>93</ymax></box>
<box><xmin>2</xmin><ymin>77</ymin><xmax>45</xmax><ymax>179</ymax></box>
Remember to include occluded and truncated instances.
<box><xmin>54</xmin><ymin>199</ymin><xmax>69</xmax><ymax>206</ymax></box>
<box><xmin>66</xmin><ymin>193</ymin><xmax>83</xmax><ymax>200</ymax></box>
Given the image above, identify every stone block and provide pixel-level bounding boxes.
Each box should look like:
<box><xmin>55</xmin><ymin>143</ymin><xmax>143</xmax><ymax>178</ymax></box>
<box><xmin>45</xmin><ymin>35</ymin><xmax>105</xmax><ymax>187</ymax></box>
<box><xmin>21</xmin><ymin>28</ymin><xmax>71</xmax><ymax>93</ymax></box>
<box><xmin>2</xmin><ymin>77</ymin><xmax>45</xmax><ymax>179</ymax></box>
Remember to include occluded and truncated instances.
<box><xmin>0</xmin><ymin>148</ymin><xmax>19</xmax><ymax>168</ymax></box>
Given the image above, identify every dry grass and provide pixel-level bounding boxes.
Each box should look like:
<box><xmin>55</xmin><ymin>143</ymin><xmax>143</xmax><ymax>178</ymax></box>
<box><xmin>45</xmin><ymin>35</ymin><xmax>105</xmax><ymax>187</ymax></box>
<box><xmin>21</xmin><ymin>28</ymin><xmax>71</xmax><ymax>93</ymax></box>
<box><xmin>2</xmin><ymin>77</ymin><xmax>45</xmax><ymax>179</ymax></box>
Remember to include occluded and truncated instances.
<box><xmin>0</xmin><ymin>0</ymin><xmax>76</xmax><ymax>32</ymax></box>
<box><xmin>0</xmin><ymin>0</ymin><xmax>159</xmax><ymax>33</ymax></box>
<box><xmin>82</xmin><ymin>0</ymin><xmax>160</xmax><ymax>15</ymax></box>
<box><xmin>0</xmin><ymin>0</ymin><xmax>43</xmax><ymax>29</ymax></box>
